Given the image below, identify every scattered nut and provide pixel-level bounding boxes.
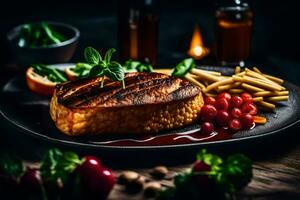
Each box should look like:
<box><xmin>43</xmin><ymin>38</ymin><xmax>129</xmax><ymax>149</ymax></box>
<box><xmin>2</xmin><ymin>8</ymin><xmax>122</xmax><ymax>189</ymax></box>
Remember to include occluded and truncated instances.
<box><xmin>125</xmin><ymin>176</ymin><xmax>145</xmax><ymax>194</ymax></box>
<box><xmin>144</xmin><ymin>182</ymin><xmax>162</xmax><ymax>198</ymax></box>
<box><xmin>118</xmin><ymin>171</ymin><xmax>139</xmax><ymax>185</ymax></box>
<box><xmin>151</xmin><ymin>166</ymin><xmax>168</xmax><ymax>179</ymax></box>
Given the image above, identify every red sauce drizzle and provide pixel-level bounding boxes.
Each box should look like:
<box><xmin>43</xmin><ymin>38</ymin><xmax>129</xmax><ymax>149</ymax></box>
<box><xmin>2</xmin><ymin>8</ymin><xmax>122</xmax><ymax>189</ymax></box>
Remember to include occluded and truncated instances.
<box><xmin>90</xmin><ymin>127</ymin><xmax>234</xmax><ymax>147</ymax></box>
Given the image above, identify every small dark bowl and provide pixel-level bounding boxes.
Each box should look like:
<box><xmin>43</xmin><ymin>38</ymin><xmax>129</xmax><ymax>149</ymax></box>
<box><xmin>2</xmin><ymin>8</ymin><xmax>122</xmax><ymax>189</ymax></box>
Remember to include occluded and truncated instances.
<box><xmin>7</xmin><ymin>21</ymin><xmax>80</xmax><ymax>66</ymax></box>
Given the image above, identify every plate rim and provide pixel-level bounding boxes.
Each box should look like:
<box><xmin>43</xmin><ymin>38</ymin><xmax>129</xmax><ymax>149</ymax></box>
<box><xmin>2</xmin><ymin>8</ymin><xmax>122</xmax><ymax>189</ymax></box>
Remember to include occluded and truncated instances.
<box><xmin>1</xmin><ymin>73</ymin><xmax>300</xmax><ymax>151</ymax></box>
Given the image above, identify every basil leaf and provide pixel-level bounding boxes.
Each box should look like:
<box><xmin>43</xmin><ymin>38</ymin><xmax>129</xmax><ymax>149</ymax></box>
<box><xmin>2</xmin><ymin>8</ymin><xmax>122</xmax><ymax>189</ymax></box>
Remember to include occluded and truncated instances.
<box><xmin>89</xmin><ymin>64</ymin><xmax>105</xmax><ymax>77</ymax></box>
<box><xmin>104</xmin><ymin>48</ymin><xmax>116</xmax><ymax>64</ymax></box>
<box><xmin>106</xmin><ymin>61</ymin><xmax>125</xmax><ymax>81</ymax></box>
<box><xmin>172</xmin><ymin>58</ymin><xmax>195</xmax><ymax>77</ymax></box>
<box><xmin>0</xmin><ymin>154</ymin><xmax>23</xmax><ymax>178</ymax></box>
<box><xmin>84</xmin><ymin>47</ymin><xmax>101</xmax><ymax>65</ymax></box>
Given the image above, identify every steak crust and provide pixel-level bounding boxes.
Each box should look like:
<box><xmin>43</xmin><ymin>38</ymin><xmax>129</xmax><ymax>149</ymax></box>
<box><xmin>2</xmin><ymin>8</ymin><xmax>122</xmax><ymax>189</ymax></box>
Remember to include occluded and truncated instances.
<box><xmin>50</xmin><ymin>72</ymin><xmax>203</xmax><ymax>136</ymax></box>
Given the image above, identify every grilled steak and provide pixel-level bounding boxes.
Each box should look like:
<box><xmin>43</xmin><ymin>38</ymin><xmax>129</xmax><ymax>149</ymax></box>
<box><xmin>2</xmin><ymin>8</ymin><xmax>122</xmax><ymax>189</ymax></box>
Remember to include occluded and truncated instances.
<box><xmin>50</xmin><ymin>72</ymin><xmax>203</xmax><ymax>136</ymax></box>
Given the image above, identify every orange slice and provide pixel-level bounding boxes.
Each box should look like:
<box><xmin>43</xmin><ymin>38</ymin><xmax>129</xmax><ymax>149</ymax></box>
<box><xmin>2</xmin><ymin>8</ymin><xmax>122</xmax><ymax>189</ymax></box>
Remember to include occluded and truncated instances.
<box><xmin>253</xmin><ymin>116</ymin><xmax>267</xmax><ymax>124</ymax></box>
<box><xmin>65</xmin><ymin>67</ymin><xmax>78</xmax><ymax>81</ymax></box>
<box><xmin>26</xmin><ymin>67</ymin><xmax>56</xmax><ymax>96</ymax></box>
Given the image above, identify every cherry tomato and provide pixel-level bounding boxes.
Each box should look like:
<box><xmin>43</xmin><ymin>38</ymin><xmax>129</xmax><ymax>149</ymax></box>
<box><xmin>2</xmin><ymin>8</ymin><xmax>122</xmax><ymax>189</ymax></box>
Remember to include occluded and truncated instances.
<box><xmin>215</xmin><ymin>98</ymin><xmax>229</xmax><ymax>111</ymax></box>
<box><xmin>201</xmin><ymin>105</ymin><xmax>218</xmax><ymax>121</ymax></box>
<box><xmin>201</xmin><ymin>122</ymin><xmax>214</xmax><ymax>134</ymax></box>
<box><xmin>229</xmin><ymin>119</ymin><xmax>242</xmax><ymax>131</ymax></box>
<box><xmin>230</xmin><ymin>96</ymin><xmax>243</xmax><ymax>108</ymax></box>
<box><xmin>240</xmin><ymin>93</ymin><xmax>253</xmax><ymax>103</ymax></box>
<box><xmin>204</xmin><ymin>96</ymin><xmax>216</xmax><ymax>106</ymax></box>
<box><xmin>240</xmin><ymin>114</ymin><xmax>254</xmax><ymax>129</ymax></box>
<box><xmin>217</xmin><ymin>92</ymin><xmax>231</xmax><ymax>101</ymax></box>
<box><xmin>241</xmin><ymin>103</ymin><xmax>258</xmax><ymax>115</ymax></box>
<box><xmin>216</xmin><ymin>110</ymin><xmax>230</xmax><ymax>127</ymax></box>
<box><xmin>231</xmin><ymin>108</ymin><xmax>242</xmax><ymax>118</ymax></box>
<box><xmin>192</xmin><ymin>160</ymin><xmax>211</xmax><ymax>172</ymax></box>
<box><xmin>73</xmin><ymin>157</ymin><xmax>115</xmax><ymax>200</ymax></box>
<box><xmin>80</xmin><ymin>156</ymin><xmax>102</xmax><ymax>176</ymax></box>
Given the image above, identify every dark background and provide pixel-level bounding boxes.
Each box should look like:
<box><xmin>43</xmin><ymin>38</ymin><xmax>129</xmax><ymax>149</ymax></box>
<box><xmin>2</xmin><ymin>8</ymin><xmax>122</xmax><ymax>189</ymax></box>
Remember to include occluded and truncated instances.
<box><xmin>0</xmin><ymin>0</ymin><xmax>300</xmax><ymax>84</ymax></box>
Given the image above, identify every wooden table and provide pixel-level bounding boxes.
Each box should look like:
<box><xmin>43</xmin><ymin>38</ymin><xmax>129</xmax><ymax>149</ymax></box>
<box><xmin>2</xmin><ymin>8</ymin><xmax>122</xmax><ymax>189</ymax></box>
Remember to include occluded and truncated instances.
<box><xmin>107</xmin><ymin>144</ymin><xmax>300</xmax><ymax>200</ymax></box>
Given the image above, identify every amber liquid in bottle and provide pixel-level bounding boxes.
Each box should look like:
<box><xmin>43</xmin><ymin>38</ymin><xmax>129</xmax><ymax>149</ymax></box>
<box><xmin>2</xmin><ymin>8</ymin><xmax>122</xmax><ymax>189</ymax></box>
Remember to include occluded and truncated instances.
<box><xmin>215</xmin><ymin>8</ymin><xmax>253</xmax><ymax>66</ymax></box>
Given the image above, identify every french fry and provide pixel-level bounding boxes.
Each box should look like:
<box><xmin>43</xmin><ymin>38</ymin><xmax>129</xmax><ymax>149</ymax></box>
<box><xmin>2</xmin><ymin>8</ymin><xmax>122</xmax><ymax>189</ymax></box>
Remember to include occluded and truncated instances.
<box><xmin>228</xmin><ymin>89</ymin><xmax>244</xmax><ymax>93</ymax></box>
<box><xmin>253</xmin><ymin>97</ymin><xmax>263</xmax><ymax>102</ymax></box>
<box><xmin>253</xmin><ymin>116</ymin><xmax>267</xmax><ymax>124</ymax></box>
<box><xmin>185</xmin><ymin>73</ymin><xmax>206</xmax><ymax>90</ymax></box>
<box><xmin>193</xmin><ymin>68</ymin><xmax>222</xmax><ymax>76</ymax></box>
<box><xmin>253</xmin><ymin>67</ymin><xmax>262</xmax><ymax>73</ymax></box>
<box><xmin>262</xmin><ymin>74</ymin><xmax>284</xmax><ymax>85</ymax></box>
<box><xmin>190</xmin><ymin>68</ymin><xmax>221</xmax><ymax>82</ymax></box>
<box><xmin>265</xmin><ymin>96</ymin><xmax>289</xmax><ymax>103</ymax></box>
<box><xmin>235</xmin><ymin>66</ymin><xmax>241</xmax><ymax>74</ymax></box>
<box><xmin>204</xmin><ymin>93</ymin><xmax>217</xmax><ymax>97</ymax></box>
<box><xmin>245</xmin><ymin>70</ymin><xmax>285</xmax><ymax>90</ymax></box>
<box><xmin>217</xmin><ymin>82</ymin><xmax>241</xmax><ymax>92</ymax></box>
<box><xmin>242</xmin><ymin>76</ymin><xmax>283</xmax><ymax>91</ymax></box>
<box><xmin>241</xmin><ymin>83</ymin><xmax>265</xmax><ymax>92</ymax></box>
<box><xmin>204</xmin><ymin>78</ymin><xmax>234</xmax><ymax>93</ymax></box>
<box><xmin>257</xmin><ymin>101</ymin><xmax>276</xmax><ymax>110</ymax></box>
<box><xmin>253</xmin><ymin>91</ymin><xmax>289</xmax><ymax>97</ymax></box>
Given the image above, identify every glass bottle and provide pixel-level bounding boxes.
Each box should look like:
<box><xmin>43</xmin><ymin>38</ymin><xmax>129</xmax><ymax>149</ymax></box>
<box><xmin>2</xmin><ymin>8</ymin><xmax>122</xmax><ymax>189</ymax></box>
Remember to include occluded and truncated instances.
<box><xmin>215</xmin><ymin>0</ymin><xmax>253</xmax><ymax>67</ymax></box>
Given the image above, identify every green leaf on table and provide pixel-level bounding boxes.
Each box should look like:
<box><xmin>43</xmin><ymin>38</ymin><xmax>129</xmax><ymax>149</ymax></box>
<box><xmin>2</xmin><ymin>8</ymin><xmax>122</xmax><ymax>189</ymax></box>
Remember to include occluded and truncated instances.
<box><xmin>196</xmin><ymin>149</ymin><xmax>223</xmax><ymax>168</ymax></box>
<box><xmin>172</xmin><ymin>58</ymin><xmax>195</xmax><ymax>77</ymax></box>
<box><xmin>40</xmin><ymin>148</ymin><xmax>82</xmax><ymax>184</ymax></box>
<box><xmin>84</xmin><ymin>47</ymin><xmax>101</xmax><ymax>64</ymax></box>
<box><xmin>216</xmin><ymin>154</ymin><xmax>253</xmax><ymax>192</ymax></box>
<box><xmin>0</xmin><ymin>154</ymin><xmax>23</xmax><ymax>178</ymax></box>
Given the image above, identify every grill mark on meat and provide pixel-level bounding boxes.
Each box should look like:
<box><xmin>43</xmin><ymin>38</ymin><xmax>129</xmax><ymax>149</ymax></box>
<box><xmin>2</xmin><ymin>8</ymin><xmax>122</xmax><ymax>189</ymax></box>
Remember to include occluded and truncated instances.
<box><xmin>67</xmin><ymin>73</ymin><xmax>170</xmax><ymax>107</ymax></box>
<box><xmin>54</xmin><ymin>72</ymin><xmax>201</xmax><ymax>108</ymax></box>
<box><xmin>103</xmin><ymin>77</ymin><xmax>181</xmax><ymax>106</ymax></box>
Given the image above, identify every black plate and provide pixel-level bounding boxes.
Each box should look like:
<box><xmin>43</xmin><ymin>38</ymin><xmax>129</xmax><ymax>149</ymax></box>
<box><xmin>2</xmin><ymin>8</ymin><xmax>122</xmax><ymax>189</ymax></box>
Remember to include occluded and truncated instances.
<box><xmin>1</xmin><ymin>65</ymin><xmax>300</xmax><ymax>151</ymax></box>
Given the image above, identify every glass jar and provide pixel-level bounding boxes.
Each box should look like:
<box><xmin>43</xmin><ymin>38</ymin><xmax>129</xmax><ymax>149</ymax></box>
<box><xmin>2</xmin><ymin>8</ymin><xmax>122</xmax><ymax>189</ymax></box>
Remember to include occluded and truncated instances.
<box><xmin>215</xmin><ymin>0</ymin><xmax>253</xmax><ymax>67</ymax></box>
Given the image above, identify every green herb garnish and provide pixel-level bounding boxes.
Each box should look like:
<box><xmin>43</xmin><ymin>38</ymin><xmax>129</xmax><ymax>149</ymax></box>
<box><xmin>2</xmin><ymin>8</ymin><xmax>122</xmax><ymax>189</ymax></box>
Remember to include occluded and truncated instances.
<box><xmin>83</xmin><ymin>47</ymin><xmax>126</xmax><ymax>89</ymax></box>
<box><xmin>70</xmin><ymin>63</ymin><xmax>93</xmax><ymax>78</ymax></box>
<box><xmin>0</xmin><ymin>154</ymin><xmax>23</xmax><ymax>178</ymax></box>
<box><xmin>172</xmin><ymin>58</ymin><xmax>196</xmax><ymax>77</ymax></box>
<box><xmin>123</xmin><ymin>60</ymin><xmax>153</xmax><ymax>73</ymax></box>
<box><xmin>156</xmin><ymin>149</ymin><xmax>253</xmax><ymax>200</ymax></box>
<box><xmin>30</xmin><ymin>64</ymin><xmax>67</xmax><ymax>83</ymax></box>
<box><xmin>40</xmin><ymin>148</ymin><xmax>82</xmax><ymax>184</ymax></box>
<box><xmin>18</xmin><ymin>22</ymin><xmax>67</xmax><ymax>48</ymax></box>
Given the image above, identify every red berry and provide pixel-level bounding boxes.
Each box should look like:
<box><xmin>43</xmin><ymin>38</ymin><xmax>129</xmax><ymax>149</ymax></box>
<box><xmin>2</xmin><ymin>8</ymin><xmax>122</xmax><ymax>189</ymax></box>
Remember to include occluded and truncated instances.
<box><xmin>217</xmin><ymin>92</ymin><xmax>231</xmax><ymax>101</ymax></box>
<box><xmin>20</xmin><ymin>168</ymin><xmax>43</xmax><ymax>194</ymax></box>
<box><xmin>240</xmin><ymin>114</ymin><xmax>254</xmax><ymax>129</ymax></box>
<box><xmin>240</xmin><ymin>93</ymin><xmax>253</xmax><ymax>103</ymax></box>
<box><xmin>241</xmin><ymin>103</ymin><xmax>257</xmax><ymax>115</ymax></box>
<box><xmin>231</xmin><ymin>108</ymin><xmax>242</xmax><ymax>118</ymax></box>
<box><xmin>230</xmin><ymin>96</ymin><xmax>243</xmax><ymax>108</ymax></box>
<box><xmin>192</xmin><ymin>160</ymin><xmax>211</xmax><ymax>172</ymax></box>
<box><xmin>215</xmin><ymin>98</ymin><xmax>229</xmax><ymax>111</ymax></box>
<box><xmin>204</xmin><ymin>96</ymin><xmax>216</xmax><ymax>106</ymax></box>
<box><xmin>229</xmin><ymin>119</ymin><xmax>242</xmax><ymax>131</ymax></box>
<box><xmin>201</xmin><ymin>122</ymin><xmax>214</xmax><ymax>134</ymax></box>
<box><xmin>80</xmin><ymin>156</ymin><xmax>102</xmax><ymax>175</ymax></box>
<box><xmin>201</xmin><ymin>105</ymin><xmax>217</xmax><ymax>121</ymax></box>
<box><xmin>75</xmin><ymin>157</ymin><xmax>115</xmax><ymax>199</ymax></box>
<box><xmin>216</xmin><ymin>110</ymin><xmax>230</xmax><ymax>127</ymax></box>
